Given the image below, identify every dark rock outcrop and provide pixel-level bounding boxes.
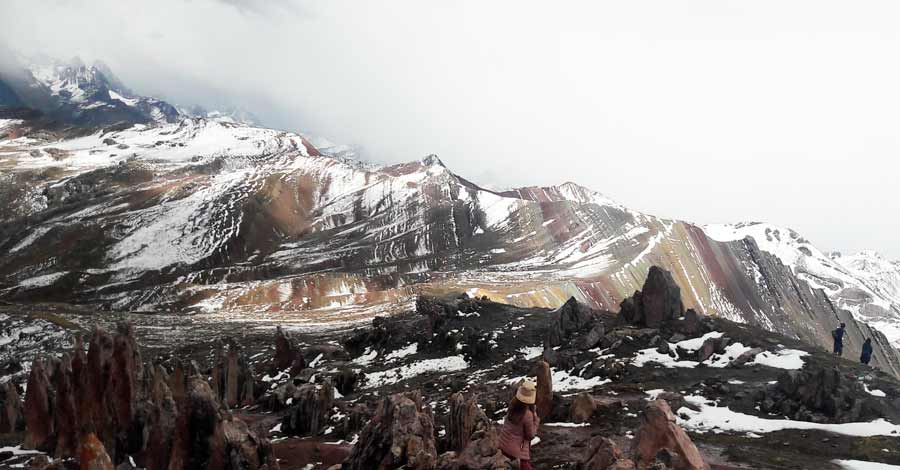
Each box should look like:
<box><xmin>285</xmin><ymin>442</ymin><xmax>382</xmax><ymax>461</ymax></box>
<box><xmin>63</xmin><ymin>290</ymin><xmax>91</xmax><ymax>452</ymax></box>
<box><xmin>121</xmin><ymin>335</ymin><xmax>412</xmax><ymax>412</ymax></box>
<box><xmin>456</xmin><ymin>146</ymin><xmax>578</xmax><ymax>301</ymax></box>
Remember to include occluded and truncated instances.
<box><xmin>582</xmin><ymin>437</ymin><xmax>634</xmax><ymax>470</ymax></box>
<box><xmin>211</xmin><ymin>339</ymin><xmax>256</xmax><ymax>409</ymax></box>
<box><xmin>274</xmin><ymin>326</ymin><xmax>305</xmax><ymax>375</ymax></box>
<box><xmin>78</xmin><ymin>433</ymin><xmax>114</xmax><ymax>470</ymax></box>
<box><xmin>696</xmin><ymin>335</ymin><xmax>730</xmax><ymax>363</ymax></box>
<box><xmin>168</xmin><ymin>375</ymin><xmax>278</xmax><ymax>470</ymax></box>
<box><xmin>679</xmin><ymin>309</ymin><xmax>706</xmax><ymax>336</ymax></box>
<box><xmin>761</xmin><ymin>366</ymin><xmax>882</xmax><ymax>422</ymax></box>
<box><xmin>0</xmin><ymin>380</ymin><xmax>23</xmax><ymax>433</ymax></box>
<box><xmin>23</xmin><ymin>359</ymin><xmax>52</xmax><ymax>450</ymax></box>
<box><xmin>334</xmin><ymin>368</ymin><xmax>361</xmax><ymax>397</ymax></box>
<box><xmin>547</xmin><ymin>297</ymin><xmax>606</xmax><ymax>348</ymax></box>
<box><xmin>632</xmin><ymin>400</ymin><xmax>708</xmax><ymax>470</ymax></box>
<box><xmin>343</xmin><ymin>391</ymin><xmax>437</xmax><ymax>470</ymax></box>
<box><xmin>439</xmin><ymin>392</ymin><xmax>508</xmax><ymax>470</ymax></box>
<box><xmin>728</xmin><ymin>348</ymin><xmax>762</xmax><ymax>368</ymax></box>
<box><xmin>534</xmin><ymin>360</ymin><xmax>553</xmax><ymax>420</ymax></box>
<box><xmin>21</xmin><ymin>324</ymin><xmax>278</xmax><ymax>470</ymax></box>
<box><xmin>619</xmin><ymin>267</ymin><xmax>685</xmax><ymax>328</ymax></box>
<box><xmin>282</xmin><ymin>381</ymin><xmax>335</xmax><ymax>437</ymax></box>
<box><xmin>570</xmin><ymin>393</ymin><xmax>624</xmax><ymax>423</ymax></box>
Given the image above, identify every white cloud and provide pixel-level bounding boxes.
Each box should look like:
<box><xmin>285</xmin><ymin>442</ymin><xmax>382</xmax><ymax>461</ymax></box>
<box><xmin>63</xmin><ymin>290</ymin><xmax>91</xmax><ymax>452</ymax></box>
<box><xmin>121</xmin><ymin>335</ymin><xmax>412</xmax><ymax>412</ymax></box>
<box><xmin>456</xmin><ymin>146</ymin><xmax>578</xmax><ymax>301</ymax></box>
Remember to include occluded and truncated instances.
<box><xmin>2</xmin><ymin>0</ymin><xmax>898</xmax><ymax>257</ymax></box>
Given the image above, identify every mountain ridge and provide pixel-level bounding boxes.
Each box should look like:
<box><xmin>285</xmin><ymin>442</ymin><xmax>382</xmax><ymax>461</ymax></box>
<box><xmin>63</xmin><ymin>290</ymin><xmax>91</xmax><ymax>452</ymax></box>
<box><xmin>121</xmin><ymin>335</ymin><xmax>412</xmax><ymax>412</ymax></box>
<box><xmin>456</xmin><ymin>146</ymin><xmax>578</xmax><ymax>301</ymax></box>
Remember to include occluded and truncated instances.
<box><xmin>1</xmin><ymin>61</ymin><xmax>899</xmax><ymax>379</ymax></box>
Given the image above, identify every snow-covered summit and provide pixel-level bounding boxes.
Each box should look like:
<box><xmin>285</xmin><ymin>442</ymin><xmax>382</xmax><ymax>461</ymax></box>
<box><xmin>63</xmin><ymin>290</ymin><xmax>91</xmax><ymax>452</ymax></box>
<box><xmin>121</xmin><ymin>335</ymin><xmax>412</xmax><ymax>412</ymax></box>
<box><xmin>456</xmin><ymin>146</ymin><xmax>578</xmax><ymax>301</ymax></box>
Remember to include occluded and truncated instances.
<box><xmin>500</xmin><ymin>181</ymin><xmax>625</xmax><ymax>210</ymax></box>
<box><xmin>705</xmin><ymin>222</ymin><xmax>900</xmax><ymax>346</ymax></box>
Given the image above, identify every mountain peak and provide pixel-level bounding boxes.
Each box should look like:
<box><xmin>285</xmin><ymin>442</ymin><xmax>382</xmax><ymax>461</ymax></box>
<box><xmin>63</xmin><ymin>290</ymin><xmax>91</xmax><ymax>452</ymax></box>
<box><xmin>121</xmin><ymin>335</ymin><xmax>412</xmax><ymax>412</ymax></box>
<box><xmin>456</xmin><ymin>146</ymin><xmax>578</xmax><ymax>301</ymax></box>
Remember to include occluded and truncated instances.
<box><xmin>420</xmin><ymin>154</ymin><xmax>446</xmax><ymax>168</ymax></box>
<box><xmin>500</xmin><ymin>181</ymin><xmax>622</xmax><ymax>208</ymax></box>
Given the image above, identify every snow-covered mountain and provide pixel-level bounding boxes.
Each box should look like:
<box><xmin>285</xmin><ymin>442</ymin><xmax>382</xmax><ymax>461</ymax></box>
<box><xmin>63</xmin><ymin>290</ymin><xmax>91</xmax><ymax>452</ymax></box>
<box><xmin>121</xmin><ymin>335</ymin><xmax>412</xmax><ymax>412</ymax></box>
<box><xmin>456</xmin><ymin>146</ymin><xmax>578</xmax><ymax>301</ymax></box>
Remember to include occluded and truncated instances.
<box><xmin>0</xmin><ymin>53</ymin><xmax>261</xmax><ymax>127</ymax></box>
<box><xmin>2</xmin><ymin>109</ymin><xmax>900</xmax><ymax>376</ymax></box>
<box><xmin>2</xmin><ymin>61</ymin><xmax>900</xmax><ymax>376</ymax></box>
<box><xmin>0</xmin><ymin>54</ymin><xmax>181</xmax><ymax>126</ymax></box>
<box><xmin>705</xmin><ymin>223</ymin><xmax>900</xmax><ymax>346</ymax></box>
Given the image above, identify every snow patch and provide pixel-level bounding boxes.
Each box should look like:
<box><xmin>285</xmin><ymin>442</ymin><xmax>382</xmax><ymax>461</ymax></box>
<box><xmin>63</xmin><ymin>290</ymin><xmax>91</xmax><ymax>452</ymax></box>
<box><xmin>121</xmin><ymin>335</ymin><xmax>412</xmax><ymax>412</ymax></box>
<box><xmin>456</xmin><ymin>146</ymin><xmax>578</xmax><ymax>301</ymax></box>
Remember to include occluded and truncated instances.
<box><xmin>678</xmin><ymin>395</ymin><xmax>900</xmax><ymax>437</ymax></box>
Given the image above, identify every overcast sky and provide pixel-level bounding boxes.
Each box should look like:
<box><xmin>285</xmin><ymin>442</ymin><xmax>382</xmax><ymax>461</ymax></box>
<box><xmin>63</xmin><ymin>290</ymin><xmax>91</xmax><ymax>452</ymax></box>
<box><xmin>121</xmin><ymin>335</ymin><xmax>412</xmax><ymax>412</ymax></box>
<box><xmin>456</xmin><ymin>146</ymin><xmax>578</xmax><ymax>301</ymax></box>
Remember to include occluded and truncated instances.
<box><xmin>2</xmin><ymin>0</ymin><xmax>898</xmax><ymax>258</ymax></box>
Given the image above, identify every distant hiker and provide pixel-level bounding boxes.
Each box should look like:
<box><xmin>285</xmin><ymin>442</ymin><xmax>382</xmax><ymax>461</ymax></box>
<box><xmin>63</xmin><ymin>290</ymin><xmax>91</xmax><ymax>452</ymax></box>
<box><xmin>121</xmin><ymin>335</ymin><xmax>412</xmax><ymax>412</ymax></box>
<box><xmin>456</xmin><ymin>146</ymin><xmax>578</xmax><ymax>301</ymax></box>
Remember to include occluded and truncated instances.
<box><xmin>861</xmin><ymin>338</ymin><xmax>874</xmax><ymax>365</ymax></box>
<box><xmin>499</xmin><ymin>379</ymin><xmax>540</xmax><ymax>470</ymax></box>
<box><xmin>832</xmin><ymin>323</ymin><xmax>846</xmax><ymax>356</ymax></box>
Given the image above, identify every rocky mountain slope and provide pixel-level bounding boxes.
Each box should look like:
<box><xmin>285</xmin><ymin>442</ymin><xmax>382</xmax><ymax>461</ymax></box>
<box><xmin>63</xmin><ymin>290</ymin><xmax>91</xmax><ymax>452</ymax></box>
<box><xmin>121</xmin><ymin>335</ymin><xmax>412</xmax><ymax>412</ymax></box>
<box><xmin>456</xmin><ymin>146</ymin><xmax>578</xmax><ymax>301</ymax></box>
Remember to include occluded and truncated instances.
<box><xmin>1</xmin><ymin>268</ymin><xmax>898</xmax><ymax>469</ymax></box>
<box><xmin>706</xmin><ymin>224</ymin><xmax>900</xmax><ymax>348</ymax></box>
<box><xmin>0</xmin><ymin>53</ymin><xmax>258</xmax><ymax>127</ymax></box>
<box><xmin>0</xmin><ymin>60</ymin><xmax>899</xmax><ymax>378</ymax></box>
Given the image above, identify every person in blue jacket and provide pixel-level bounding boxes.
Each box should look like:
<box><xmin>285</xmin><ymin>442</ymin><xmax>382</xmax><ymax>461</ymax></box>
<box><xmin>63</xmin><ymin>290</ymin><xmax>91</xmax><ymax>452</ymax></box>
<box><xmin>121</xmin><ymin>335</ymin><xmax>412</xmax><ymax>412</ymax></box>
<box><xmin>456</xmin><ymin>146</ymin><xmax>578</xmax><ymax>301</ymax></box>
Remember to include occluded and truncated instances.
<box><xmin>832</xmin><ymin>323</ymin><xmax>846</xmax><ymax>356</ymax></box>
<box><xmin>860</xmin><ymin>338</ymin><xmax>874</xmax><ymax>365</ymax></box>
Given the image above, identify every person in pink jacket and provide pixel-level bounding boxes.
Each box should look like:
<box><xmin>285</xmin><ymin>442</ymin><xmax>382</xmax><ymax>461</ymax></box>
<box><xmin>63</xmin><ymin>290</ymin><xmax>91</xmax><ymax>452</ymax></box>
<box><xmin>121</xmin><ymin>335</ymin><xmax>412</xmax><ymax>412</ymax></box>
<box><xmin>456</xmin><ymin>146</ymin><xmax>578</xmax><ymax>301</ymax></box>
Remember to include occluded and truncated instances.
<box><xmin>499</xmin><ymin>380</ymin><xmax>540</xmax><ymax>470</ymax></box>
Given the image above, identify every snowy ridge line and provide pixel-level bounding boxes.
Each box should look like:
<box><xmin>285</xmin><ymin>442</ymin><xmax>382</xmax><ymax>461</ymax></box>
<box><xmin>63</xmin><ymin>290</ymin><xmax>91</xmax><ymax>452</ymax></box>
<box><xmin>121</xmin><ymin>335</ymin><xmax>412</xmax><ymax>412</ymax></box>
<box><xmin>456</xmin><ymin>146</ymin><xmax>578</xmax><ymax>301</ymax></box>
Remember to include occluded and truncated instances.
<box><xmin>704</xmin><ymin>222</ymin><xmax>900</xmax><ymax>346</ymax></box>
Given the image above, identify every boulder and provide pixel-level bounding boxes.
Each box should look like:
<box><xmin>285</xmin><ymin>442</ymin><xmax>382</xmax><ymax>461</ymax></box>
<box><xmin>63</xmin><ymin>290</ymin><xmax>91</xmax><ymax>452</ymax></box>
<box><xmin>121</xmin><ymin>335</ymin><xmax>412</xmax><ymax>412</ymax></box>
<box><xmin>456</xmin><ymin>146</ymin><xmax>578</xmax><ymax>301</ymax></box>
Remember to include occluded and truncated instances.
<box><xmin>696</xmin><ymin>336</ymin><xmax>730</xmax><ymax>363</ymax></box>
<box><xmin>108</xmin><ymin>323</ymin><xmax>142</xmax><ymax>437</ymax></box>
<box><xmin>618</xmin><ymin>295</ymin><xmax>642</xmax><ymax>326</ymax></box>
<box><xmin>619</xmin><ymin>267</ymin><xmax>685</xmax><ymax>328</ymax></box>
<box><xmin>51</xmin><ymin>356</ymin><xmax>79</xmax><ymax>459</ymax></box>
<box><xmin>668</xmin><ymin>333</ymin><xmax>687</xmax><ymax>343</ymax></box>
<box><xmin>282</xmin><ymin>381</ymin><xmax>335</xmax><ymax>436</ymax></box>
<box><xmin>211</xmin><ymin>339</ymin><xmax>256</xmax><ymax>408</ymax></box>
<box><xmin>576</xmin><ymin>324</ymin><xmax>606</xmax><ymax>350</ymax></box>
<box><xmin>222</xmin><ymin>416</ymin><xmax>279</xmax><ymax>470</ymax></box>
<box><xmin>274</xmin><ymin>326</ymin><xmax>301</xmax><ymax>371</ymax></box>
<box><xmin>608</xmin><ymin>461</ymin><xmax>637</xmax><ymax>470</ymax></box>
<box><xmin>78</xmin><ymin>433</ymin><xmax>114</xmax><ymax>470</ymax></box>
<box><xmin>417</xmin><ymin>295</ymin><xmax>454</xmax><ymax>335</ymax></box>
<box><xmin>23</xmin><ymin>359</ymin><xmax>52</xmax><ymax>451</ymax></box>
<box><xmin>766</xmin><ymin>366</ymin><xmax>876</xmax><ymax>422</ymax></box>
<box><xmin>439</xmin><ymin>393</ymin><xmax>508</xmax><ymax>470</ymax></box>
<box><xmin>632</xmin><ymin>400</ymin><xmax>708</xmax><ymax>470</ymax></box>
<box><xmin>547</xmin><ymin>297</ymin><xmax>602</xmax><ymax>348</ymax></box>
<box><xmin>534</xmin><ymin>361</ymin><xmax>553</xmax><ymax>420</ymax></box>
<box><xmin>570</xmin><ymin>394</ymin><xmax>623</xmax><ymax>423</ymax></box>
<box><xmin>696</xmin><ymin>337</ymin><xmax>718</xmax><ymax>363</ymax></box>
<box><xmin>584</xmin><ymin>358</ymin><xmax>626</xmax><ymax>382</ymax></box>
<box><xmin>679</xmin><ymin>309</ymin><xmax>705</xmax><ymax>336</ymax></box>
<box><xmin>334</xmin><ymin>368</ymin><xmax>361</xmax><ymax>396</ymax></box>
<box><xmin>437</xmin><ymin>428</ymin><xmax>509</xmax><ymax>470</ymax></box>
<box><xmin>343</xmin><ymin>391</ymin><xmax>437</xmax><ymax>470</ymax></box>
<box><xmin>656</xmin><ymin>341</ymin><xmax>671</xmax><ymax>356</ymax></box>
<box><xmin>446</xmin><ymin>393</ymin><xmax>490</xmax><ymax>453</ymax></box>
<box><xmin>168</xmin><ymin>375</ymin><xmax>279</xmax><ymax>470</ymax></box>
<box><xmin>728</xmin><ymin>348</ymin><xmax>762</xmax><ymax>368</ymax></box>
<box><xmin>0</xmin><ymin>380</ymin><xmax>23</xmax><ymax>433</ymax></box>
<box><xmin>640</xmin><ymin>267</ymin><xmax>685</xmax><ymax>327</ymax></box>
<box><xmin>582</xmin><ymin>437</ymin><xmax>627</xmax><ymax>470</ymax></box>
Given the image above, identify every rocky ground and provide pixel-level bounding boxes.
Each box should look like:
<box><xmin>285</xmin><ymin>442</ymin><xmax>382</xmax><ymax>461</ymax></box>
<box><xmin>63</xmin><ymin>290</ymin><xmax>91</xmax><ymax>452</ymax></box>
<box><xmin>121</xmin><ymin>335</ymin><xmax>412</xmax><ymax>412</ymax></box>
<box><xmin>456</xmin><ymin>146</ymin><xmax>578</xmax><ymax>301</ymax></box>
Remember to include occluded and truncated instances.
<box><xmin>0</xmin><ymin>267</ymin><xmax>898</xmax><ymax>469</ymax></box>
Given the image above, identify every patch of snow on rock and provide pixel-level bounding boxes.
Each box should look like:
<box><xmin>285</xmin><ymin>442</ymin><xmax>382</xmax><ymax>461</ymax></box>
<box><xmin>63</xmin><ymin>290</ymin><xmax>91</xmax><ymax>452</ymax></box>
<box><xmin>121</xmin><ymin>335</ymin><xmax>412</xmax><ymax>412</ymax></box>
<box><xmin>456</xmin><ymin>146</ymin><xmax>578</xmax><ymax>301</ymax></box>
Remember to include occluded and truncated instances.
<box><xmin>748</xmin><ymin>349</ymin><xmax>808</xmax><ymax>370</ymax></box>
<box><xmin>364</xmin><ymin>356</ymin><xmax>468</xmax><ymax>388</ymax></box>
<box><xmin>678</xmin><ymin>395</ymin><xmax>900</xmax><ymax>437</ymax></box>
<box><xmin>835</xmin><ymin>460</ymin><xmax>900</xmax><ymax>470</ymax></box>
<box><xmin>385</xmin><ymin>343</ymin><xmax>418</xmax><ymax>361</ymax></box>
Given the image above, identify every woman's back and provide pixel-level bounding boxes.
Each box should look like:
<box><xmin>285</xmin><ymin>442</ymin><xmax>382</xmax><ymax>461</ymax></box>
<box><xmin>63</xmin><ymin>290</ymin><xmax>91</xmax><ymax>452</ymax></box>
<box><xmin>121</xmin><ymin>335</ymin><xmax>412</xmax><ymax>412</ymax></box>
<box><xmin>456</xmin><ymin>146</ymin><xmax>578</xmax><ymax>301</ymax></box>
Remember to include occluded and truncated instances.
<box><xmin>499</xmin><ymin>407</ymin><xmax>539</xmax><ymax>461</ymax></box>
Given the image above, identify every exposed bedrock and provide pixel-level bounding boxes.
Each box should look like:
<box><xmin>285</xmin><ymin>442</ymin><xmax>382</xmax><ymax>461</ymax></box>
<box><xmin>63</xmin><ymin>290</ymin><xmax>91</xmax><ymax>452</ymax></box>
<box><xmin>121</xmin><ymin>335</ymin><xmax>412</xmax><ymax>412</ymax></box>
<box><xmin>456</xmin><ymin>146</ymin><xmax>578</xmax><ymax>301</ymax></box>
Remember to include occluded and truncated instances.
<box><xmin>20</xmin><ymin>324</ymin><xmax>278</xmax><ymax>470</ymax></box>
<box><xmin>439</xmin><ymin>392</ymin><xmax>509</xmax><ymax>470</ymax></box>
<box><xmin>581</xmin><ymin>437</ymin><xmax>635</xmax><ymax>470</ymax></box>
<box><xmin>273</xmin><ymin>326</ymin><xmax>306</xmax><ymax>374</ymax></box>
<box><xmin>0</xmin><ymin>380</ymin><xmax>23</xmax><ymax>433</ymax></box>
<box><xmin>759</xmin><ymin>366</ymin><xmax>887</xmax><ymax>423</ymax></box>
<box><xmin>210</xmin><ymin>338</ymin><xmax>257</xmax><ymax>409</ymax></box>
<box><xmin>282</xmin><ymin>381</ymin><xmax>335</xmax><ymax>437</ymax></box>
<box><xmin>618</xmin><ymin>266</ymin><xmax>686</xmax><ymax>329</ymax></box>
<box><xmin>632</xmin><ymin>400</ymin><xmax>709</xmax><ymax>470</ymax></box>
<box><xmin>546</xmin><ymin>297</ymin><xmax>607</xmax><ymax>349</ymax></box>
<box><xmin>342</xmin><ymin>391</ymin><xmax>438</xmax><ymax>470</ymax></box>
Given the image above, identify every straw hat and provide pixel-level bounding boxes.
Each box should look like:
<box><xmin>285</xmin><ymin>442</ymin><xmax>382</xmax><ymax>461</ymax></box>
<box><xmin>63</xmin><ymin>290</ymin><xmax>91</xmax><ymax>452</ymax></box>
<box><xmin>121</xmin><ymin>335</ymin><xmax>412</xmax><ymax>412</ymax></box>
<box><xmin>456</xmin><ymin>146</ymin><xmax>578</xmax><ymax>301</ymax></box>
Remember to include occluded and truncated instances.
<box><xmin>516</xmin><ymin>379</ymin><xmax>537</xmax><ymax>405</ymax></box>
